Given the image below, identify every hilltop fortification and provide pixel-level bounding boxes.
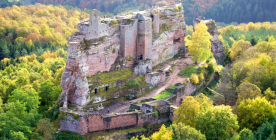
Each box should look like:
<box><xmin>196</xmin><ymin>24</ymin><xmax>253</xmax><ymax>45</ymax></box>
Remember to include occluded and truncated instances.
<box><xmin>60</xmin><ymin>4</ymin><xmax>186</xmax><ymax>107</ymax></box>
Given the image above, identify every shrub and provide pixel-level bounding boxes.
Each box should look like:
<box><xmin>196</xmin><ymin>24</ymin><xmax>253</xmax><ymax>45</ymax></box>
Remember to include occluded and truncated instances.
<box><xmin>153</xmin><ymin>103</ymin><xmax>157</xmax><ymax>109</ymax></box>
<box><xmin>190</xmin><ymin>74</ymin><xmax>199</xmax><ymax>85</ymax></box>
<box><xmin>111</xmin><ymin>19</ymin><xmax>118</xmax><ymax>26</ymax></box>
<box><xmin>198</xmin><ymin>73</ymin><xmax>204</xmax><ymax>82</ymax></box>
<box><xmin>73</xmin><ymin>113</ymin><xmax>79</xmax><ymax>120</ymax></box>
<box><xmin>208</xmin><ymin>60</ymin><xmax>215</xmax><ymax>74</ymax></box>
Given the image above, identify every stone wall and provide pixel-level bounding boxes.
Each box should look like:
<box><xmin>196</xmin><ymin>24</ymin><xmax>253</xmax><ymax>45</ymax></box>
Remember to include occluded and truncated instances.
<box><xmin>151</xmin><ymin>10</ymin><xmax>185</xmax><ymax>66</ymax></box>
<box><xmin>120</xmin><ymin>20</ymin><xmax>138</xmax><ymax>58</ymax></box>
<box><xmin>145</xmin><ymin>72</ymin><xmax>166</xmax><ymax>86</ymax></box>
<box><xmin>60</xmin><ymin>108</ymin><xmax>172</xmax><ymax>135</ymax></box>
<box><xmin>133</xmin><ymin>59</ymin><xmax>152</xmax><ymax>75</ymax></box>
<box><xmin>86</xmin><ymin>10</ymin><xmax>109</xmax><ymax>40</ymax></box>
<box><xmin>152</xmin><ymin>14</ymin><xmax>160</xmax><ymax>33</ymax></box>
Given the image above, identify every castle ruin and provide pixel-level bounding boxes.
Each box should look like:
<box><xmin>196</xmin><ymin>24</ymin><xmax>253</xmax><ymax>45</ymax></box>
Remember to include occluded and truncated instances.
<box><xmin>59</xmin><ymin>4</ymin><xmax>224</xmax><ymax>136</ymax></box>
<box><xmin>60</xmin><ymin>4</ymin><xmax>186</xmax><ymax>107</ymax></box>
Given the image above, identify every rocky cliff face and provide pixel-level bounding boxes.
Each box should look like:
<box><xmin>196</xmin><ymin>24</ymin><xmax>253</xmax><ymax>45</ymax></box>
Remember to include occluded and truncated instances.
<box><xmin>60</xmin><ymin>4</ymin><xmax>186</xmax><ymax>107</ymax></box>
<box><xmin>194</xmin><ymin>19</ymin><xmax>225</xmax><ymax>65</ymax></box>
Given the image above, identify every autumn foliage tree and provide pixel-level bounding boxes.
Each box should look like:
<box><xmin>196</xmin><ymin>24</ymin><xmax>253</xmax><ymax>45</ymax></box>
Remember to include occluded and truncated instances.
<box><xmin>186</xmin><ymin>21</ymin><xmax>212</xmax><ymax>63</ymax></box>
<box><xmin>237</xmin><ymin>97</ymin><xmax>276</xmax><ymax>130</ymax></box>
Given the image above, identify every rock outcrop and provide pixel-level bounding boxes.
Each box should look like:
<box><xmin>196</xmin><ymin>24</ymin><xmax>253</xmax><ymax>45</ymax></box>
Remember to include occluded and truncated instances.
<box><xmin>60</xmin><ymin>4</ymin><xmax>186</xmax><ymax>107</ymax></box>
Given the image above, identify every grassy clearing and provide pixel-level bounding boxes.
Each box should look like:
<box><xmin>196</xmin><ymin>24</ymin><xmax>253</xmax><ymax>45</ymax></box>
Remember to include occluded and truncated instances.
<box><xmin>153</xmin><ymin>90</ymin><xmax>174</xmax><ymax>99</ymax></box>
<box><xmin>178</xmin><ymin>65</ymin><xmax>205</xmax><ymax>77</ymax></box>
<box><xmin>118</xmin><ymin>127</ymin><xmax>147</xmax><ymax>134</ymax></box>
<box><xmin>168</xmin><ymin>85</ymin><xmax>178</xmax><ymax>89</ymax></box>
<box><xmin>178</xmin><ymin>66</ymin><xmax>197</xmax><ymax>77</ymax></box>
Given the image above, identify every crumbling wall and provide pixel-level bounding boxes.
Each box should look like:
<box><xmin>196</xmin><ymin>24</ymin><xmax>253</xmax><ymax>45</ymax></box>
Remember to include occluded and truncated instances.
<box><xmin>145</xmin><ymin>72</ymin><xmax>166</xmax><ymax>86</ymax></box>
<box><xmin>120</xmin><ymin>20</ymin><xmax>138</xmax><ymax>58</ymax></box>
<box><xmin>133</xmin><ymin>59</ymin><xmax>152</xmax><ymax>75</ymax></box>
<box><xmin>59</xmin><ymin>112</ymin><xmax>88</xmax><ymax>135</ymax></box>
<box><xmin>86</xmin><ymin>10</ymin><xmax>109</xmax><ymax>40</ymax></box>
<box><xmin>60</xmin><ymin>109</ymin><xmax>172</xmax><ymax>135</ymax></box>
<box><xmin>151</xmin><ymin>9</ymin><xmax>185</xmax><ymax>66</ymax></box>
<box><xmin>152</xmin><ymin>14</ymin><xmax>160</xmax><ymax>33</ymax></box>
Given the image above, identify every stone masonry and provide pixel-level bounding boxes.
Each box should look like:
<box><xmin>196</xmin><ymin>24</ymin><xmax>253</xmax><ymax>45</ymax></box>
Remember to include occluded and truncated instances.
<box><xmin>60</xmin><ymin>3</ymin><xmax>186</xmax><ymax>107</ymax></box>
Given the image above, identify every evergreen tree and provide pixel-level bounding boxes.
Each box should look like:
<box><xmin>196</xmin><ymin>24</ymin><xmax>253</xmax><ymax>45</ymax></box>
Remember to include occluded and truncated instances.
<box><xmin>2</xmin><ymin>45</ymin><xmax>10</xmax><ymax>58</ymax></box>
<box><xmin>21</xmin><ymin>49</ymin><xmax>28</xmax><ymax>56</ymax></box>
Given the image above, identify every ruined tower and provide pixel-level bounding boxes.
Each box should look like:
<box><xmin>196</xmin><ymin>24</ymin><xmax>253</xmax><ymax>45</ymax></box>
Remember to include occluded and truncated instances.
<box><xmin>135</xmin><ymin>14</ymin><xmax>152</xmax><ymax>60</ymax></box>
<box><xmin>86</xmin><ymin>10</ymin><xmax>109</xmax><ymax>40</ymax></box>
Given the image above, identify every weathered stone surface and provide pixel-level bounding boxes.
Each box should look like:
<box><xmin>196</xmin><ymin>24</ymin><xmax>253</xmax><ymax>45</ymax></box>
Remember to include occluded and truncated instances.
<box><xmin>145</xmin><ymin>72</ymin><xmax>166</xmax><ymax>86</ymax></box>
<box><xmin>60</xmin><ymin>4</ymin><xmax>186</xmax><ymax>107</ymax></box>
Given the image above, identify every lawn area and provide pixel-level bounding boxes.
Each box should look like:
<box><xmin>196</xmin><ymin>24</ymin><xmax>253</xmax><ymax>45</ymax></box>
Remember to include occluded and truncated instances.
<box><xmin>117</xmin><ymin>127</ymin><xmax>147</xmax><ymax>133</ymax></box>
<box><xmin>153</xmin><ymin>90</ymin><xmax>174</xmax><ymax>99</ymax></box>
<box><xmin>168</xmin><ymin>85</ymin><xmax>178</xmax><ymax>89</ymax></box>
<box><xmin>178</xmin><ymin>66</ymin><xmax>197</xmax><ymax>77</ymax></box>
<box><xmin>178</xmin><ymin>65</ymin><xmax>204</xmax><ymax>77</ymax></box>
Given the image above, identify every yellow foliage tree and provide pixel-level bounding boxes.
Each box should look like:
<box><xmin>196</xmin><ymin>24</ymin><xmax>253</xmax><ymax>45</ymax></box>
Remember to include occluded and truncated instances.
<box><xmin>229</xmin><ymin>40</ymin><xmax>252</xmax><ymax>61</ymax></box>
<box><xmin>187</xmin><ymin>21</ymin><xmax>212</xmax><ymax>63</ymax></box>
<box><xmin>190</xmin><ymin>74</ymin><xmax>199</xmax><ymax>84</ymax></box>
<box><xmin>233</xmin><ymin>82</ymin><xmax>263</xmax><ymax>112</ymax></box>
<box><xmin>174</xmin><ymin>94</ymin><xmax>213</xmax><ymax>127</ymax></box>
<box><xmin>151</xmin><ymin>124</ymin><xmax>173</xmax><ymax>140</ymax></box>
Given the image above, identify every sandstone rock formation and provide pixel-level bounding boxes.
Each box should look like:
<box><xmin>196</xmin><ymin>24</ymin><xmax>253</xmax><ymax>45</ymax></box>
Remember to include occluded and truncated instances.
<box><xmin>60</xmin><ymin>4</ymin><xmax>186</xmax><ymax>107</ymax></box>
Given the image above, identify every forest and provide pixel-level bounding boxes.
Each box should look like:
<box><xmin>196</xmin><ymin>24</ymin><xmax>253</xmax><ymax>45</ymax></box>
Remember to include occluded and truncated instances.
<box><xmin>1</xmin><ymin>2</ymin><xmax>276</xmax><ymax>140</ymax></box>
<box><xmin>130</xmin><ymin>21</ymin><xmax>276</xmax><ymax>140</ymax></box>
<box><xmin>0</xmin><ymin>4</ymin><xmax>88</xmax><ymax>139</ymax></box>
<box><xmin>204</xmin><ymin>0</ymin><xmax>276</xmax><ymax>24</ymax></box>
<box><xmin>2</xmin><ymin>0</ymin><xmax>276</xmax><ymax>25</ymax></box>
<box><xmin>0</xmin><ymin>0</ymin><xmax>219</xmax><ymax>25</ymax></box>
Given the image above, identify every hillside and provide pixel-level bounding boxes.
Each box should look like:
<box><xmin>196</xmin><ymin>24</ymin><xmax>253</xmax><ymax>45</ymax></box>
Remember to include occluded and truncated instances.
<box><xmin>2</xmin><ymin>0</ymin><xmax>221</xmax><ymax>25</ymax></box>
<box><xmin>204</xmin><ymin>0</ymin><xmax>276</xmax><ymax>24</ymax></box>
<box><xmin>0</xmin><ymin>4</ymin><xmax>89</xmax><ymax>61</ymax></box>
<box><xmin>31</xmin><ymin>0</ymin><xmax>219</xmax><ymax>25</ymax></box>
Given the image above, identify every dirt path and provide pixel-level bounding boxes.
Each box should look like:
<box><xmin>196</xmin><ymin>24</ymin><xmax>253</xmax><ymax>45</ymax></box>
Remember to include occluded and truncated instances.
<box><xmin>99</xmin><ymin>57</ymin><xmax>194</xmax><ymax>115</ymax></box>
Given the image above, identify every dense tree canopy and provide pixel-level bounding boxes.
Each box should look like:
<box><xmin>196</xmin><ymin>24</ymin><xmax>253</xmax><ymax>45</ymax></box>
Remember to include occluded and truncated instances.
<box><xmin>237</xmin><ymin>97</ymin><xmax>276</xmax><ymax>130</ymax></box>
<box><xmin>204</xmin><ymin>0</ymin><xmax>276</xmax><ymax>24</ymax></box>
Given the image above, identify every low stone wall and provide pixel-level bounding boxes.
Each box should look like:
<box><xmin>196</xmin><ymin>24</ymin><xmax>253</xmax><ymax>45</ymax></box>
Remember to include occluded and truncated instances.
<box><xmin>145</xmin><ymin>72</ymin><xmax>166</xmax><ymax>86</ymax></box>
<box><xmin>60</xmin><ymin>108</ymin><xmax>172</xmax><ymax>135</ymax></box>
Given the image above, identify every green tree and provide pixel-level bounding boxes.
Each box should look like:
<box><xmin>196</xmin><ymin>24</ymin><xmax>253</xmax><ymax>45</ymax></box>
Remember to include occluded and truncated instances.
<box><xmin>2</xmin><ymin>45</ymin><xmax>10</xmax><ymax>58</ymax></box>
<box><xmin>21</xmin><ymin>49</ymin><xmax>28</xmax><ymax>56</ymax></box>
<box><xmin>9</xmin><ymin>89</ymin><xmax>41</xmax><ymax>113</ymax></box>
<box><xmin>264</xmin><ymin>88</ymin><xmax>276</xmax><ymax>105</ymax></box>
<box><xmin>14</xmin><ymin>50</ymin><xmax>20</xmax><ymax>58</ymax></box>
<box><xmin>171</xmin><ymin>123</ymin><xmax>206</xmax><ymax>140</ymax></box>
<box><xmin>195</xmin><ymin>106</ymin><xmax>239</xmax><ymax>140</ymax></box>
<box><xmin>187</xmin><ymin>21</ymin><xmax>212</xmax><ymax>63</ymax></box>
<box><xmin>16</xmin><ymin>76</ymin><xmax>29</xmax><ymax>87</ymax></box>
<box><xmin>237</xmin><ymin>97</ymin><xmax>275</xmax><ymax>130</ymax></box>
<box><xmin>34</xmin><ymin>118</ymin><xmax>56</xmax><ymax>140</ymax></box>
<box><xmin>233</xmin><ymin>82</ymin><xmax>262</xmax><ymax>112</ymax></box>
<box><xmin>39</xmin><ymin>80</ymin><xmax>61</xmax><ymax>112</ymax></box>
<box><xmin>0</xmin><ymin>112</ymin><xmax>32</xmax><ymax>139</ymax></box>
<box><xmin>255</xmin><ymin>121</ymin><xmax>275</xmax><ymax>140</ymax></box>
<box><xmin>238</xmin><ymin>128</ymin><xmax>255</xmax><ymax>140</ymax></box>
